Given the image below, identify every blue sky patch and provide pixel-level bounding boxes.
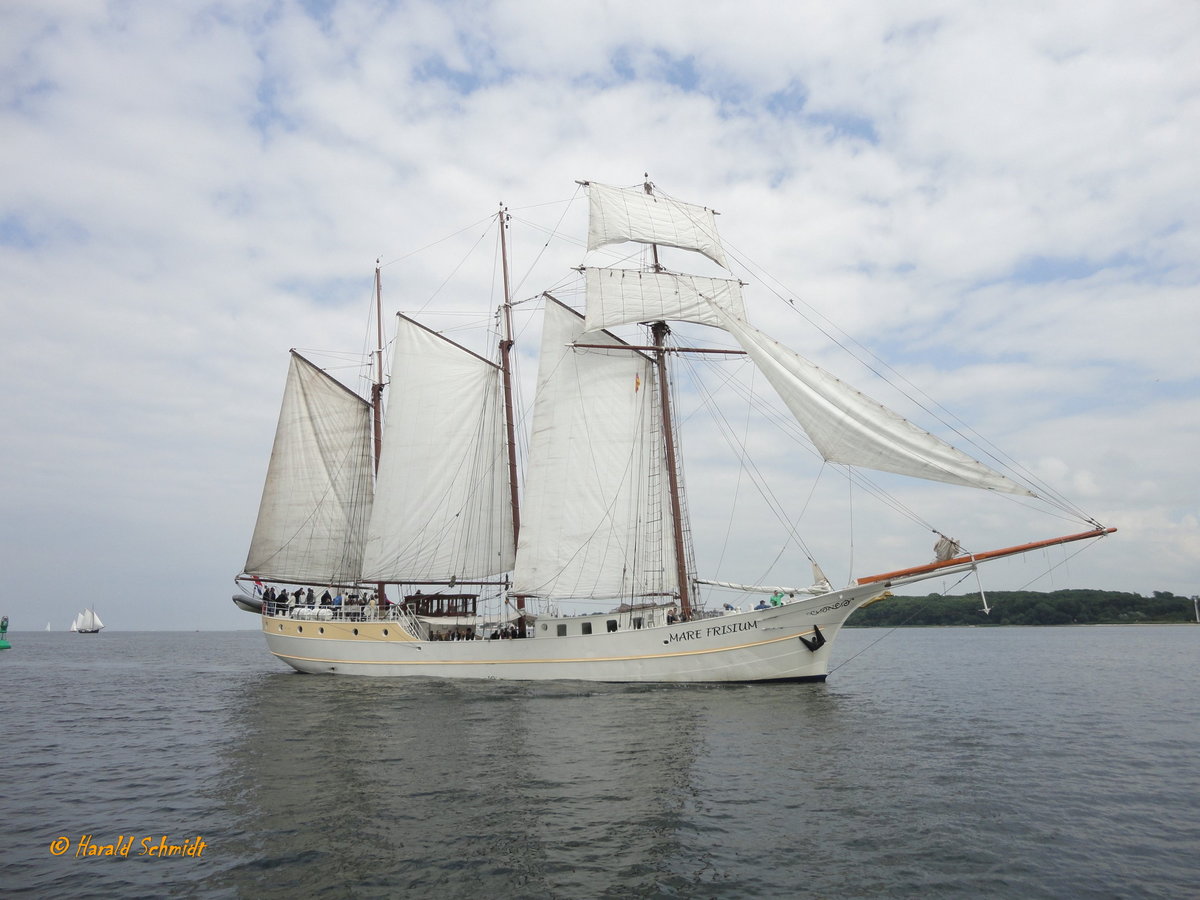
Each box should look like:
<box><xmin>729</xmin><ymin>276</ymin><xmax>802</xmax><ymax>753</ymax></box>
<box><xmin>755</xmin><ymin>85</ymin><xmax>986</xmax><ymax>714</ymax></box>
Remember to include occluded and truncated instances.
<box><xmin>277</xmin><ymin>275</ymin><xmax>372</xmax><ymax>308</ymax></box>
<box><xmin>414</xmin><ymin>55</ymin><xmax>485</xmax><ymax>95</ymax></box>
<box><xmin>1011</xmin><ymin>254</ymin><xmax>1121</xmax><ymax>284</ymax></box>
<box><xmin>0</xmin><ymin>213</ymin><xmax>87</xmax><ymax>249</ymax></box>
<box><xmin>806</xmin><ymin>110</ymin><xmax>879</xmax><ymax>144</ymax></box>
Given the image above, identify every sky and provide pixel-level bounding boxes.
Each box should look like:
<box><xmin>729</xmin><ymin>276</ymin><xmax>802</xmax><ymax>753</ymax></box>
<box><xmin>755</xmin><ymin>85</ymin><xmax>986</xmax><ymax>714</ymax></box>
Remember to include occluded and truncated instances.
<box><xmin>2</xmin><ymin>0</ymin><xmax>1197</xmax><ymax>631</ymax></box>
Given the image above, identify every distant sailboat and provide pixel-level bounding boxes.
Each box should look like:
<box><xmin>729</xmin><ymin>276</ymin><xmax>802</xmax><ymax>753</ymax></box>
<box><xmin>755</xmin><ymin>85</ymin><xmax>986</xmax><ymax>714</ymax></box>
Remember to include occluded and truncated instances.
<box><xmin>71</xmin><ymin>608</ymin><xmax>104</xmax><ymax>634</ymax></box>
<box><xmin>45</xmin><ymin>622</ymin><xmax>50</xmax><ymax>631</ymax></box>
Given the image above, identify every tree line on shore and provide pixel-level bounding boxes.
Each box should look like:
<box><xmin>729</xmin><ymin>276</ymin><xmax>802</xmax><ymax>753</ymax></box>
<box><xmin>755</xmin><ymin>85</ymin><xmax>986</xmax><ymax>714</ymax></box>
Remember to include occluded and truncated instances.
<box><xmin>845</xmin><ymin>589</ymin><xmax>1198</xmax><ymax>627</ymax></box>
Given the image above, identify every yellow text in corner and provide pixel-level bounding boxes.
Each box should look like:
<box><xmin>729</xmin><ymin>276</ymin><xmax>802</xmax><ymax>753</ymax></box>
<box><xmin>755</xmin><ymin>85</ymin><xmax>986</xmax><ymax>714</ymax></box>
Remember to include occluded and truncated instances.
<box><xmin>48</xmin><ymin>834</ymin><xmax>208</xmax><ymax>858</ymax></box>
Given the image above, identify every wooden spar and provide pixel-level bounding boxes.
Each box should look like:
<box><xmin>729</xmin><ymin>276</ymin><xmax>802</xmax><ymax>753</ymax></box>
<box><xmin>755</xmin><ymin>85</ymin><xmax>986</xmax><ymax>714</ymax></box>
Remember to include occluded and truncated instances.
<box><xmin>372</xmin><ymin>262</ymin><xmax>387</xmax><ymax>605</ymax></box>
<box><xmin>371</xmin><ymin>262</ymin><xmax>386</xmax><ymax>475</ymax></box>
<box><xmin>497</xmin><ymin>206</ymin><xmax>526</xmax><ymax>631</ymax></box>
<box><xmin>572</xmin><ymin>343</ymin><xmax>746</xmax><ymax>355</ymax></box>
<box><xmin>855</xmin><ymin>527</ymin><xmax>1118</xmax><ymax>586</ymax></box>
<box><xmin>653</xmin><ymin>320</ymin><xmax>693</xmax><ymax>619</ymax></box>
<box><xmin>644</xmin><ymin>183</ymin><xmax>693</xmax><ymax>620</ymax></box>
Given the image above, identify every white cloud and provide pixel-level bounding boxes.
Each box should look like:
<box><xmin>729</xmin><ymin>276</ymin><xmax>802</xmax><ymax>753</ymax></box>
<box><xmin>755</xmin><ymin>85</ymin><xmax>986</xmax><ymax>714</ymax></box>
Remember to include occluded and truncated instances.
<box><xmin>1</xmin><ymin>0</ymin><xmax>1196</xmax><ymax>632</ymax></box>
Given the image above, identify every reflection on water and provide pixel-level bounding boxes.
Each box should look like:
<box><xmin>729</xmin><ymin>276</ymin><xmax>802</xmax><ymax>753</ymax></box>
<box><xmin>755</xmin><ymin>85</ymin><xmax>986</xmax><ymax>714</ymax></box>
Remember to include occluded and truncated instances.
<box><xmin>218</xmin><ymin>676</ymin><xmax>762</xmax><ymax>897</ymax></box>
<box><xmin>5</xmin><ymin>628</ymin><xmax>1197</xmax><ymax>898</ymax></box>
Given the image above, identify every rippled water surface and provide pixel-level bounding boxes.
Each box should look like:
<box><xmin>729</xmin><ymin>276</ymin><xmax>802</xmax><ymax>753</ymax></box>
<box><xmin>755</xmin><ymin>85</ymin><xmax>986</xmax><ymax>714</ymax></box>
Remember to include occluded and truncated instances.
<box><xmin>3</xmin><ymin>626</ymin><xmax>1197</xmax><ymax>898</ymax></box>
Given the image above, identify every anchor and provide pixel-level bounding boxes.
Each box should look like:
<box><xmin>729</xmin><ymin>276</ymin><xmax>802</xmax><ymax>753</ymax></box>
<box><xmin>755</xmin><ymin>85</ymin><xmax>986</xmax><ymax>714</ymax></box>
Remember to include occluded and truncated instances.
<box><xmin>798</xmin><ymin>624</ymin><xmax>825</xmax><ymax>652</ymax></box>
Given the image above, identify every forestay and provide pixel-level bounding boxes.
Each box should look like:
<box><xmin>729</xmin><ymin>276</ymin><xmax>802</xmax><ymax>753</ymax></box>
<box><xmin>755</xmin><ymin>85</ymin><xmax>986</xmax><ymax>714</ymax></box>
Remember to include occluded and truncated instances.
<box><xmin>360</xmin><ymin>316</ymin><xmax>515</xmax><ymax>583</ymax></box>
<box><xmin>512</xmin><ymin>299</ymin><xmax>677</xmax><ymax>599</ymax></box>
<box><xmin>583</xmin><ymin>267</ymin><xmax>747</xmax><ymax>331</ymax></box>
<box><xmin>712</xmin><ymin>306</ymin><xmax>1037</xmax><ymax>496</ymax></box>
<box><xmin>244</xmin><ymin>352</ymin><xmax>376</xmax><ymax>584</ymax></box>
<box><xmin>586</xmin><ymin>182</ymin><xmax>728</xmax><ymax>268</ymax></box>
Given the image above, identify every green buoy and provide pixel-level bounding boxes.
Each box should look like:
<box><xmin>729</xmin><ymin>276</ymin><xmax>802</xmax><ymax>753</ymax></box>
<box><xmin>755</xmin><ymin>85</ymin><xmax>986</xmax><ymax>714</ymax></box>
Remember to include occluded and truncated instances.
<box><xmin>0</xmin><ymin>615</ymin><xmax>10</xmax><ymax>650</ymax></box>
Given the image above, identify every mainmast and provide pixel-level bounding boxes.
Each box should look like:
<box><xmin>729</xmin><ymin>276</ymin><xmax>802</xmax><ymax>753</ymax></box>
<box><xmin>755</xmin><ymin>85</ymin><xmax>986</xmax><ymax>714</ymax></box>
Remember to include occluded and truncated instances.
<box><xmin>497</xmin><ymin>207</ymin><xmax>526</xmax><ymax>628</ymax></box>
<box><xmin>645</xmin><ymin>180</ymin><xmax>693</xmax><ymax>619</ymax></box>
<box><xmin>652</xmin><ymin>320</ymin><xmax>693</xmax><ymax>619</ymax></box>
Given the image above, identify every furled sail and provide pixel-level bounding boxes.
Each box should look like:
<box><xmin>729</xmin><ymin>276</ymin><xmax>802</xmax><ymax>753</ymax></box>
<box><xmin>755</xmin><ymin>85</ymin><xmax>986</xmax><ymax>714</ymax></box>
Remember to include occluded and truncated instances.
<box><xmin>512</xmin><ymin>298</ymin><xmax>677</xmax><ymax>599</ymax></box>
<box><xmin>244</xmin><ymin>352</ymin><xmax>375</xmax><ymax>584</ymax></box>
<box><xmin>360</xmin><ymin>316</ymin><xmax>514</xmax><ymax>582</ymax></box>
<box><xmin>583</xmin><ymin>267</ymin><xmax>747</xmax><ymax>331</ymax></box>
<box><xmin>586</xmin><ymin>181</ymin><xmax>728</xmax><ymax>268</ymax></box>
<box><xmin>712</xmin><ymin>307</ymin><xmax>1037</xmax><ymax>496</ymax></box>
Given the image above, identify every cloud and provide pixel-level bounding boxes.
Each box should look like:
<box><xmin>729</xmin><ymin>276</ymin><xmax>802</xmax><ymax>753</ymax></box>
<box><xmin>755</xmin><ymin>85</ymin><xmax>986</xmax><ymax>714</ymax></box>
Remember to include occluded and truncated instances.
<box><xmin>1</xmin><ymin>0</ymin><xmax>1196</xmax><ymax>632</ymax></box>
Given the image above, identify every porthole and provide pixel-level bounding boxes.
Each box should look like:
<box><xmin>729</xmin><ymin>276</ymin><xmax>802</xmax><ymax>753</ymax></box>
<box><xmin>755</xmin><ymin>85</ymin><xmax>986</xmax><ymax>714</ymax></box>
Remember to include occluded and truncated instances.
<box><xmin>383</xmin><ymin>629</ymin><xmax>389</xmax><ymax>636</ymax></box>
<box><xmin>297</xmin><ymin>626</ymin><xmax>303</xmax><ymax>633</ymax></box>
<box><xmin>278</xmin><ymin>624</ymin><xmax>284</xmax><ymax>631</ymax></box>
<box><xmin>319</xmin><ymin>627</ymin><xmax>324</xmax><ymax>634</ymax></box>
<box><xmin>352</xmin><ymin>628</ymin><xmax>359</xmax><ymax>636</ymax></box>
<box><xmin>540</xmin><ymin>623</ymin><xmax>548</xmax><ymax>631</ymax></box>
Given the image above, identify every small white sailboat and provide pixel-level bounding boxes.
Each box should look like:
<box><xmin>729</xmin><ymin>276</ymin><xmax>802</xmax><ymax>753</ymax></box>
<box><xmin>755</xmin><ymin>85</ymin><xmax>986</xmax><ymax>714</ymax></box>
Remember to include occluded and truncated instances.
<box><xmin>45</xmin><ymin>622</ymin><xmax>50</xmax><ymax>631</ymax></box>
<box><xmin>71</xmin><ymin>608</ymin><xmax>104</xmax><ymax>634</ymax></box>
<box><xmin>233</xmin><ymin>179</ymin><xmax>1114</xmax><ymax>681</ymax></box>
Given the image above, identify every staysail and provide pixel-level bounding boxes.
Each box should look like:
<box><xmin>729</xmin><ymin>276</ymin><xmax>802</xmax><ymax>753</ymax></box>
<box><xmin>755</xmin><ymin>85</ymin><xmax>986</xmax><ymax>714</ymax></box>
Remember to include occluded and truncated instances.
<box><xmin>359</xmin><ymin>315</ymin><xmax>515</xmax><ymax>582</ymax></box>
<box><xmin>586</xmin><ymin>181</ymin><xmax>728</xmax><ymax>267</ymax></box>
<box><xmin>512</xmin><ymin>298</ymin><xmax>676</xmax><ymax>599</ymax></box>
<box><xmin>711</xmin><ymin>306</ymin><xmax>1036</xmax><ymax>496</ymax></box>
<box><xmin>244</xmin><ymin>352</ymin><xmax>376</xmax><ymax>584</ymax></box>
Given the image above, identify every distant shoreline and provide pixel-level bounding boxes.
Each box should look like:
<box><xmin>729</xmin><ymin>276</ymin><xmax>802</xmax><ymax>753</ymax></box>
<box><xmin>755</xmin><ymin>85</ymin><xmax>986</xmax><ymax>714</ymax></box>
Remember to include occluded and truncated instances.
<box><xmin>846</xmin><ymin>589</ymin><xmax>1197</xmax><ymax>628</ymax></box>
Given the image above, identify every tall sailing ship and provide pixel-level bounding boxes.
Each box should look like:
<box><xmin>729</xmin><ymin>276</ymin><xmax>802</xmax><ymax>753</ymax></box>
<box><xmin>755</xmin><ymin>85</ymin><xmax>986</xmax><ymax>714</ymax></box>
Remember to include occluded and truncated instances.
<box><xmin>232</xmin><ymin>179</ymin><xmax>1114</xmax><ymax>681</ymax></box>
<box><xmin>71</xmin><ymin>608</ymin><xmax>104</xmax><ymax>634</ymax></box>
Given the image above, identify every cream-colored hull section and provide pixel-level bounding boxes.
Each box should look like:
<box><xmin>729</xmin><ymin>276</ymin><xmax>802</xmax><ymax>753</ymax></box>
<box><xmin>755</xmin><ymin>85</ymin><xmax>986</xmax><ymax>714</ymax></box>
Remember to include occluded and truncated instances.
<box><xmin>260</xmin><ymin>585</ymin><xmax>889</xmax><ymax>682</ymax></box>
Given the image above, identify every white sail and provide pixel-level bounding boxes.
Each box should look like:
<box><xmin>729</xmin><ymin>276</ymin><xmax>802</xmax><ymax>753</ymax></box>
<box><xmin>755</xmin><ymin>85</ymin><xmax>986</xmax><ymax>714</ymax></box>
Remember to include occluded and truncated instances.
<box><xmin>586</xmin><ymin>182</ymin><xmax>728</xmax><ymax>268</ymax></box>
<box><xmin>713</xmin><ymin>306</ymin><xmax>1036</xmax><ymax>496</ymax></box>
<box><xmin>512</xmin><ymin>298</ymin><xmax>677</xmax><ymax>599</ymax></box>
<box><xmin>73</xmin><ymin>609</ymin><xmax>103</xmax><ymax>632</ymax></box>
<box><xmin>583</xmin><ymin>267</ymin><xmax>747</xmax><ymax>331</ymax></box>
<box><xmin>360</xmin><ymin>316</ymin><xmax>514</xmax><ymax>582</ymax></box>
<box><xmin>244</xmin><ymin>352</ymin><xmax>375</xmax><ymax>584</ymax></box>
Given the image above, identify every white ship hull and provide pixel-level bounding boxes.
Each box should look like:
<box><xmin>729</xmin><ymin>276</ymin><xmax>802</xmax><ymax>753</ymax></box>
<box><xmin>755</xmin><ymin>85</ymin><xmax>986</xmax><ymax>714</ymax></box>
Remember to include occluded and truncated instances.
<box><xmin>260</xmin><ymin>585</ymin><xmax>890</xmax><ymax>682</ymax></box>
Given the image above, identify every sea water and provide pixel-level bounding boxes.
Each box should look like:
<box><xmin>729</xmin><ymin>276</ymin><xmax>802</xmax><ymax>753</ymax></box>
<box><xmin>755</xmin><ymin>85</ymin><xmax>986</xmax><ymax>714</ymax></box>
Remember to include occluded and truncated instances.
<box><xmin>2</xmin><ymin>625</ymin><xmax>1197</xmax><ymax>898</ymax></box>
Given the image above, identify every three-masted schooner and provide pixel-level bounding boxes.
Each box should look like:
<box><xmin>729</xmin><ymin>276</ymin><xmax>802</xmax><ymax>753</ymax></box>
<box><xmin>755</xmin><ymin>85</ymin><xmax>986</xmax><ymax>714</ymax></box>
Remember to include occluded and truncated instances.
<box><xmin>232</xmin><ymin>179</ymin><xmax>1113</xmax><ymax>681</ymax></box>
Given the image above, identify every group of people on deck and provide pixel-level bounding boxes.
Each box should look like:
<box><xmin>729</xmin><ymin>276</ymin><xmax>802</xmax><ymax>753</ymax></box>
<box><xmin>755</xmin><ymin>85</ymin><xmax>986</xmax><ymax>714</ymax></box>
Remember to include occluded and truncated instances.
<box><xmin>260</xmin><ymin>585</ymin><xmax>389</xmax><ymax>620</ymax></box>
<box><xmin>429</xmin><ymin>629</ymin><xmax>476</xmax><ymax>641</ymax></box>
<box><xmin>754</xmin><ymin>591</ymin><xmax>795</xmax><ymax>611</ymax></box>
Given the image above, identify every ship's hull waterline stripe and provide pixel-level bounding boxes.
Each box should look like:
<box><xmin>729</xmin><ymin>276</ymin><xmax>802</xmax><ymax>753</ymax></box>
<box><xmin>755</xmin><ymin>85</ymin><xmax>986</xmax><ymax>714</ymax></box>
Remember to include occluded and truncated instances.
<box><xmin>267</xmin><ymin>628</ymin><xmax>821</xmax><ymax>668</ymax></box>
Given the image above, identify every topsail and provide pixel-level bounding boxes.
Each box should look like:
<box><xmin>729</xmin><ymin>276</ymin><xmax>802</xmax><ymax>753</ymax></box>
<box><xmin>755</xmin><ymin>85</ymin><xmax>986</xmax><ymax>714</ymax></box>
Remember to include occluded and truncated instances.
<box><xmin>586</xmin><ymin>182</ymin><xmax>728</xmax><ymax>268</ymax></box>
